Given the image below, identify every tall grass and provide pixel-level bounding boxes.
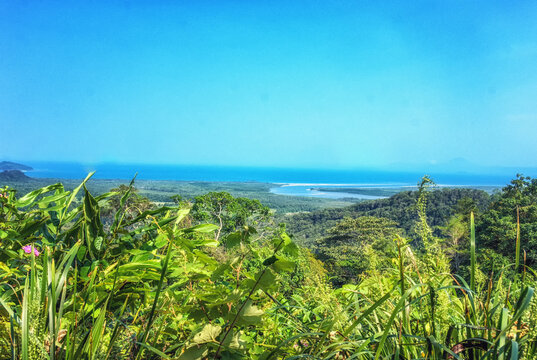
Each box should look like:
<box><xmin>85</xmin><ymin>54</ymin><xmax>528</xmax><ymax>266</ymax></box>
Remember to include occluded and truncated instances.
<box><xmin>1</xmin><ymin>177</ymin><xmax>536</xmax><ymax>359</ymax></box>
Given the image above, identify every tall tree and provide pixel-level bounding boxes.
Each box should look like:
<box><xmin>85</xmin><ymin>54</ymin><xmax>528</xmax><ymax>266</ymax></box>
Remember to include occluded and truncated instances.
<box><xmin>478</xmin><ymin>174</ymin><xmax>537</xmax><ymax>267</ymax></box>
<box><xmin>191</xmin><ymin>192</ymin><xmax>270</xmax><ymax>241</ymax></box>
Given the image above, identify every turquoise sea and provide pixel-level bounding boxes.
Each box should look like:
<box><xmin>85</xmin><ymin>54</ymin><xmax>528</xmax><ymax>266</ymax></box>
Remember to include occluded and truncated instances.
<box><xmin>15</xmin><ymin>161</ymin><xmax>528</xmax><ymax>200</ymax></box>
<box><xmin>21</xmin><ymin>161</ymin><xmax>515</xmax><ymax>185</ymax></box>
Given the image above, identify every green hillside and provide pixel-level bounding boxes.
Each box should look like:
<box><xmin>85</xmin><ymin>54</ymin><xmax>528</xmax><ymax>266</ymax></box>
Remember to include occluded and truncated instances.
<box><xmin>284</xmin><ymin>187</ymin><xmax>491</xmax><ymax>244</ymax></box>
<box><xmin>1</xmin><ymin>174</ymin><xmax>536</xmax><ymax>359</ymax></box>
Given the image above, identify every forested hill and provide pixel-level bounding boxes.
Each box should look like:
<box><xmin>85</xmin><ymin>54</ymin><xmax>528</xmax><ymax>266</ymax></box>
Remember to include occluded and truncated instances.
<box><xmin>284</xmin><ymin>188</ymin><xmax>491</xmax><ymax>244</ymax></box>
<box><xmin>0</xmin><ymin>170</ymin><xmax>31</xmax><ymax>181</ymax></box>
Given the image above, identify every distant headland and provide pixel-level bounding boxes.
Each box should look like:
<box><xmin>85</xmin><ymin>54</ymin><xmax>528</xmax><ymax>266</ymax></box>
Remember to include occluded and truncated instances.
<box><xmin>0</xmin><ymin>161</ymin><xmax>33</xmax><ymax>182</ymax></box>
<box><xmin>0</xmin><ymin>161</ymin><xmax>33</xmax><ymax>171</ymax></box>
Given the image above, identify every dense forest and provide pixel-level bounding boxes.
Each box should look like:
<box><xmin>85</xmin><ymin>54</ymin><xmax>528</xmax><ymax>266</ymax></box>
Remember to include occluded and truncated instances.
<box><xmin>1</xmin><ymin>174</ymin><xmax>536</xmax><ymax>359</ymax></box>
<box><xmin>284</xmin><ymin>187</ymin><xmax>491</xmax><ymax>244</ymax></box>
<box><xmin>0</xmin><ymin>177</ymin><xmax>353</xmax><ymax>214</ymax></box>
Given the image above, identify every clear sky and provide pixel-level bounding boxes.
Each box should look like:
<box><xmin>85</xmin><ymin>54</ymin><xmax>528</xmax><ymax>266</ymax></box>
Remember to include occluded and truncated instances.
<box><xmin>1</xmin><ymin>0</ymin><xmax>537</xmax><ymax>170</ymax></box>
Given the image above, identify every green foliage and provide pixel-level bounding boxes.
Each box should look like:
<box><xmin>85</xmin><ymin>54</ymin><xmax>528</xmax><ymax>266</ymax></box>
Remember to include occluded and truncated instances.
<box><xmin>0</xmin><ymin>179</ymin><xmax>303</xmax><ymax>359</ymax></box>
<box><xmin>478</xmin><ymin>174</ymin><xmax>537</xmax><ymax>267</ymax></box>
<box><xmin>102</xmin><ymin>182</ymin><xmax>155</xmax><ymax>225</ymax></box>
<box><xmin>414</xmin><ymin>175</ymin><xmax>435</xmax><ymax>247</ymax></box>
<box><xmin>314</xmin><ymin>216</ymin><xmax>400</xmax><ymax>285</ymax></box>
<box><xmin>0</xmin><ymin>177</ymin><xmax>353</xmax><ymax>214</ymax></box>
<box><xmin>191</xmin><ymin>191</ymin><xmax>270</xmax><ymax>241</ymax></box>
<box><xmin>286</xmin><ymin>187</ymin><xmax>491</xmax><ymax>245</ymax></box>
<box><xmin>1</xmin><ymin>175</ymin><xmax>537</xmax><ymax>359</ymax></box>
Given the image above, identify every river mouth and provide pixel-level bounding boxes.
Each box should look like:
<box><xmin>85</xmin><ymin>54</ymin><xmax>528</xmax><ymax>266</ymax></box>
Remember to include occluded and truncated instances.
<box><xmin>269</xmin><ymin>184</ymin><xmax>397</xmax><ymax>200</ymax></box>
<box><xmin>270</xmin><ymin>182</ymin><xmax>503</xmax><ymax>200</ymax></box>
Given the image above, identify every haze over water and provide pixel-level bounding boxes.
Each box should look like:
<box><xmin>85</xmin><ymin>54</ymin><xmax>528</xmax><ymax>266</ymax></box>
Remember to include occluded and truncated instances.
<box><xmin>23</xmin><ymin>161</ymin><xmax>521</xmax><ymax>187</ymax></box>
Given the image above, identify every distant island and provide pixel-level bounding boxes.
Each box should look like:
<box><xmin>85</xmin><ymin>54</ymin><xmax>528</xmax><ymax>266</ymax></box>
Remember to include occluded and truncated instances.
<box><xmin>0</xmin><ymin>161</ymin><xmax>33</xmax><ymax>171</ymax></box>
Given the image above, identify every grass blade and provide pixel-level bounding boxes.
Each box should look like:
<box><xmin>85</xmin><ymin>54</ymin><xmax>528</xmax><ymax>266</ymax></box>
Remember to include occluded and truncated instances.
<box><xmin>21</xmin><ymin>278</ymin><xmax>29</xmax><ymax>360</ymax></box>
<box><xmin>470</xmin><ymin>212</ymin><xmax>476</xmax><ymax>293</ymax></box>
<box><xmin>515</xmin><ymin>207</ymin><xmax>520</xmax><ymax>271</ymax></box>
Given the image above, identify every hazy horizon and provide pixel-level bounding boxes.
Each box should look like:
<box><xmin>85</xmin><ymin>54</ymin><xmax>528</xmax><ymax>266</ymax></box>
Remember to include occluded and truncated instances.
<box><xmin>3</xmin><ymin>159</ymin><xmax>534</xmax><ymax>186</ymax></box>
<box><xmin>6</xmin><ymin>157</ymin><xmax>537</xmax><ymax>174</ymax></box>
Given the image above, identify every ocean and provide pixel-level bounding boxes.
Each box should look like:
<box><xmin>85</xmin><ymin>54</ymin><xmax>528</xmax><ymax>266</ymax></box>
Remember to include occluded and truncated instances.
<box><xmin>22</xmin><ymin>161</ymin><xmax>515</xmax><ymax>185</ymax></box>
<box><xmin>15</xmin><ymin>161</ymin><xmax>522</xmax><ymax>200</ymax></box>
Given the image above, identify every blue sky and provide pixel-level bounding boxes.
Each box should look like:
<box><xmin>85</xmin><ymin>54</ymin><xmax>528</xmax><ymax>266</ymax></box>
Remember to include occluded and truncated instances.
<box><xmin>1</xmin><ymin>1</ymin><xmax>537</xmax><ymax>170</ymax></box>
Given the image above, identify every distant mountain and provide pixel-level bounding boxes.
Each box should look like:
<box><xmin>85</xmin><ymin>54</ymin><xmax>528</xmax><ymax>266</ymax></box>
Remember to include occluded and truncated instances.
<box><xmin>0</xmin><ymin>170</ymin><xmax>32</xmax><ymax>182</ymax></box>
<box><xmin>0</xmin><ymin>161</ymin><xmax>33</xmax><ymax>171</ymax></box>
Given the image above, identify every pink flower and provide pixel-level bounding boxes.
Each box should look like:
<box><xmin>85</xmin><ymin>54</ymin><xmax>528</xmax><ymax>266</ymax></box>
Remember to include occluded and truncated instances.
<box><xmin>22</xmin><ymin>245</ymin><xmax>40</xmax><ymax>257</ymax></box>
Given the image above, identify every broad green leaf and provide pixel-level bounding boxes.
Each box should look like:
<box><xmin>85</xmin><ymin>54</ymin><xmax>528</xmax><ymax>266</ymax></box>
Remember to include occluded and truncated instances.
<box><xmin>154</xmin><ymin>233</ymin><xmax>168</xmax><ymax>248</ymax></box>
<box><xmin>222</xmin><ymin>331</ymin><xmax>246</xmax><ymax>350</ymax></box>
<box><xmin>224</xmin><ymin>232</ymin><xmax>242</xmax><ymax>248</ymax></box>
<box><xmin>253</xmin><ymin>268</ymin><xmax>277</xmax><ymax>292</ymax></box>
<box><xmin>271</xmin><ymin>257</ymin><xmax>295</xmax><ymax>273</ymax></box>
<box><xmin>185</xmin><ymin>223</ymin><xmax>219</xmax><ymax>233</ymax></box>
<box><xmin>36</xmin><ymin>191</ymin><xmax>70</xmax><ymax>207</ymax></box>
<box><xmin>94</xmin><ymin>236</ymin><xmax>103</xmax><ymax>251</ymax></box>
<box><xmin>191</xmin><ymin>324</ymin><xmax>222</xmax><ymax>345</ymax></box>
<box><xmin>282</xmin><ymin>242</ymin><xmax>299</xmax><ymax>257</ymax></box>
<box><xmin>77</xmin><ymin>245</ymin><xmax>87</xmax><ymax>261</ymax></box>
<box><xmin>237</xmin><ymin>300</ymin><xmax>263</xmax><ymax>326</ymax></box>
<box><xmin>15</xmin><ymin>183</ymin><xmax>64</xmax><ymax>208</ymax></box>
<box><xmin>280</xmin><ymin>233</ymin><xmax>292</xmax><ymax>246</ymax></box>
